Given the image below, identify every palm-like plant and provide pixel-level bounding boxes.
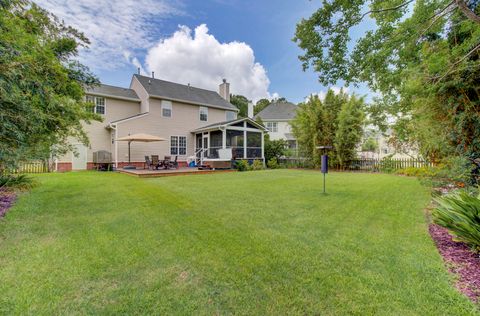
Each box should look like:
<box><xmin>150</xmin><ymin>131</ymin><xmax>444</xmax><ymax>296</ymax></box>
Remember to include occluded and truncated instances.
<box><xmin>433</xmin><ymin>191</ymin><xmax>480</xmax><ymax>252</ymax></box>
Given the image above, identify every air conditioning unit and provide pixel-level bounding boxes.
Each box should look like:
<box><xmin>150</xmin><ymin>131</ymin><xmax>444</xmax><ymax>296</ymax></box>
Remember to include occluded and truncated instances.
<box><xmin>93</xmin><ymin>150</ymin><xmax>112</xmax><ymax>164</ymax></box>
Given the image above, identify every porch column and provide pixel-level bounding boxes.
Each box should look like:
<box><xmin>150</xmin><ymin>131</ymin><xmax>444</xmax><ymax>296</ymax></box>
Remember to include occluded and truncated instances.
<box><xmin>243</xmin><ymin>128</ymin><xmax>247</xmax><ymax>159</ymax></box>
<box><xmin>222</xmin><ymin>129</ymin><xmax>226</xmax><ymax>149</ymax></box>
<box><xmin>114</xmin><ymin>125</ymin><xmax>118</xmax><ymax>168</ymax></box>
<box><xmin>261</xmin><ymin>131</ymin><xmax>265</xmax><ymax>162</ymax></box>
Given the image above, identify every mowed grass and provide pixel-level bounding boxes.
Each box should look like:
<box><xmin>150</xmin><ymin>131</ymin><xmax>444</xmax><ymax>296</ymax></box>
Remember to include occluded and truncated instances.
<box><xmin>0</xmin><ymin>170</ymin><xmax>477</xmax><ymax>315</ymax></box>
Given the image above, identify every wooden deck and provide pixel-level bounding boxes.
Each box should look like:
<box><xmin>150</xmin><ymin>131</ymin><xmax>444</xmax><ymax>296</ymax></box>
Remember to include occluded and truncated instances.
<box><xmin>118</xmin><ymin>167</ymin><xmax>235</xmax><ymax>178</ymax></box>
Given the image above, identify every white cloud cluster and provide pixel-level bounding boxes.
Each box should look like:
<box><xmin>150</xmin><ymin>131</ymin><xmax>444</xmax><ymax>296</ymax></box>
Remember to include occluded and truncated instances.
<box><xmin>35</xmin><ymin>0</ymin><xmax>180</xmax><ymax>70</ymax></box>
<box><xmin>305</xmin><ymin>87</ymin><xmax>349</xmax><ymax>102</ymax></box>
<box><xmin>143</xmin><ymin>24</ymin><xmax>274</xmax><ymax>102</ymax></box>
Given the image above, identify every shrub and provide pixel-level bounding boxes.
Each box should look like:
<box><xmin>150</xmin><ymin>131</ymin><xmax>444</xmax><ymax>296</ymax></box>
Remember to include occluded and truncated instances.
<box><xmin>234</xmin><ymin>160</ymin><xmax>249</xmax><ymax>172</ymax></box>
<box><xmin>0</xmin><ymin>174</ymin><xmax>34</xmax><ymax>189</ymax></box>
<box><xmin>267</xmin><ymin>157</ymin><xmax>280</xmax><ymax>169</ymax></box>
<box><xmin>433</xmin><ymin>191</ymin><xmax>480</xmax><ymax>252</ymax></box>
<box><xmin>250</xmin><ymin>159</ymin><xmax>264</xmax><ymax>171</ymax></box>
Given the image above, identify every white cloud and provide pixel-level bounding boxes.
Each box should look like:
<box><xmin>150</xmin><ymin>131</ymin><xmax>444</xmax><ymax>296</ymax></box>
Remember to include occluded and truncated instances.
<box><xmin>35</xmin><ymin>0</ymin><xmax>181</xmax><ymax>70</ymax></box>
<box><xmin>305</xmin><ymin>86</ymin><xmax>349</xmax><ymax>102</ymax></box>
<box><xmin>143</xmin><ymin>24</ymin><xmax>274</xmax><ymax>102</ymax></box>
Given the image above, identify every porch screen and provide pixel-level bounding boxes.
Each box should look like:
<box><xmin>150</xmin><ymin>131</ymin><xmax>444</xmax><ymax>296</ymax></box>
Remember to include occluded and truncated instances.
<box><xmin>247</xmin><ymin>132</ymin><xmax>262</xmax><ymax>158</ymax></box>
<box><xmin>226</xmin><ymin>130</ymin><xmax>244</xmax><ymax>159</ymax></box>
<box><xmin>209</xmin><ymin>131</ymin><xmax>223</xmax><ymax>158</ymax></box>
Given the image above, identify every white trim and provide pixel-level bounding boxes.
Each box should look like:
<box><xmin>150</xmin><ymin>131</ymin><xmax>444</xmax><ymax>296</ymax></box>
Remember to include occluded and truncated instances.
<box><xmin>86</xmin><ymin>92</ymin><xmax>141</xmax><ymax>103</ymax></box>
<box><xmin>109</xmin><ymin>112</ymin><xmax>149</xmax><ymax>125</ymax></box>
<box><xmin>225</xmin><ymin>126</ymin><xmax>265</xmax><ymax>132</ymax></box>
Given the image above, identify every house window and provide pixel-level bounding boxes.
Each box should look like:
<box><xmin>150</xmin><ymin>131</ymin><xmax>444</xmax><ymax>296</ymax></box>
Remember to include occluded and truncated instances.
<box><xmin>226</xmin><ymin>110</ymin><xmax>237</xmax><ymax>121</ymax></box>
<box><xmin>266</xmin><ymin>122</ymin><xmax>278</xmax><ymax>132</ymax></box>
<box><xmin>161</xmin><ymin>100</ymin><xmax>172</xmax><ymax>117</ymax></box>
<box><xmin>86</xmin><ymin>95</ymin><xmax>105</xmax><ymax>114</ymax></box>
<box><xmin>171</xmin><ymin>136</ymin><xmax>187</xmax><ymax>156</ymax></box>
<box><xmin>199</xmin><ymin>106</ymin><xmax>208</xmax><ymax>121</ymax></box>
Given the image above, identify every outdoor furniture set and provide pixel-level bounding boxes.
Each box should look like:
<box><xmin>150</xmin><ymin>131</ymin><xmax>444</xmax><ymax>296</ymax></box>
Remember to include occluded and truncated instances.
<box><xmin>144</xmin><ymin>155</ymin><xmax>178</xmax><ymax>170</ymax></box>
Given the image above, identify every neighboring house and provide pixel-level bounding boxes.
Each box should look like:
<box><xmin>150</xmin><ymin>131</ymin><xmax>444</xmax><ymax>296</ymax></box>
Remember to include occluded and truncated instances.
<box><xmin>254</xmin><ymin>101</ymin><xmax>298</xmax><ymax>150</ymax></box>
<box><xmin>56</xmin><ymin>75</ymin><xmax>266</xmax><ymax>171</ymax></box>
<box><xmin>358</xmin><ymin>130</ymin><xmax>419</xmax><ymax>159</ymax></box>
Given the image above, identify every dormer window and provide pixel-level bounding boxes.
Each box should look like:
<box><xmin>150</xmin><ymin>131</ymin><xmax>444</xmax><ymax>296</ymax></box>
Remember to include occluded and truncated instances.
<box><xmin>199</xmin><ymin>106</ymin><xmax>208</xmax><ymax>122</ymax></box>
<box><xmin>86</xmin><ymin>95</ymin><xmax>105</xmax><ymax>115</ymax></box>
<box><xmin>161</xmin><ymin>100</ymin><xmax>172</xmax><ymax>117</ymax></box>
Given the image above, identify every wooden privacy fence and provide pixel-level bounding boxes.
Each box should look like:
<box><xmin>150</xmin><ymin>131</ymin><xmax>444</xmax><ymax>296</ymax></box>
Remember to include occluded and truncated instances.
<box><xmin>12</xmin><ymin>161</ymin><xmax>50</xmax><ymax>174</ymax></box>
<box><xmin>278</xmin><ymin>157</ymin><xmax>434</xmax><ymax>172</ymax></box>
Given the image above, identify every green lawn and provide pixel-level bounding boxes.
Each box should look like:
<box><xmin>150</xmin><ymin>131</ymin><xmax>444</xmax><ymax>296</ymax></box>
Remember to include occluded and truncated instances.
<box><xmin>0</xmin><ymin>170</ymin><xmax>477</xmax><ymax>314</ymax></box>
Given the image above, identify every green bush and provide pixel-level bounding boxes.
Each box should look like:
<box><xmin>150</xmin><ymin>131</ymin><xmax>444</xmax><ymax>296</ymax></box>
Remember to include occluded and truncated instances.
<box><xmin>234</xmin><ymin>160</ymin><xmax>249</xmax><ymax>172</ymax></box>
<box><xmin>267</xmin><ymin>158</ymin><xmax>280</xmax><ymax>169</ymax></box>
<box><xmin>395</xmin><ymin>166</ymin><xmax>436</xmax><ymax>178</ymax></box>
<box><xmin>433</xmin><ymin>191</ymin><xmax>480</xmax><ymax>252</ymax></box>
<box><xmin>0</xmin><ymin>174</ymin><xmax>34</xmax><ymax>189</ymax></box>
<box><xmin>249</xmin><ymin>160</ymin><xmax>264</xmax><ymax>171</ymax></box>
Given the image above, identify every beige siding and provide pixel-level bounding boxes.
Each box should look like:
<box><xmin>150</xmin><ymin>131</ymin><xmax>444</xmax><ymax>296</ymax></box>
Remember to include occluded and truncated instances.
<box><xmin>130</xmin><ymin>76</ymin><xmax>150</xmax><ymax>113</ymax></box>
<box><xmin>115</xmin><ymin>98</ymin><xmax>229</xmax><ymax>163</ymax></box>
<box><xmin>58</xmin><ymin>98</ymin><xmax>140</xmax><ymax>162</ymax></box>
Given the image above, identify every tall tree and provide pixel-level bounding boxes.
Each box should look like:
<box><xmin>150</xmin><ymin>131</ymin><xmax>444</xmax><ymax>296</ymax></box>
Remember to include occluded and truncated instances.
<box><xmin>291</xmin><ymin>89</ymin><xmax>362</xmax><ymax>166</ymax></box>
<box><xmin>0</xmin><ymin>0</ymin><xmax>99</xmax><ymax>171</ymax></box>
<box><xmin>335</xmin><ymin>96</ymin><xmax>365</xmax><ymax>166</ymax></box>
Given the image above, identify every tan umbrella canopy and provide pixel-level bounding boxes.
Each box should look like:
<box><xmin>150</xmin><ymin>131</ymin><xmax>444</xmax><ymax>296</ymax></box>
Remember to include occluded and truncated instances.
<box><xmin>116</xmin><ymin>133</ymin><xmax>166</xmax><ymax>165</ymax></box>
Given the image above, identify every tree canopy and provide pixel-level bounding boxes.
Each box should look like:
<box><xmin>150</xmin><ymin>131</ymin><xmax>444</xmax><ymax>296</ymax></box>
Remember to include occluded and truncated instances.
<box><xmin>0</xmin><ymin>0</ymin><xmax>99</xmax><ymax>170</ymax></box>
<box><xmin>294</xmin><ymin>0</ymin><xmax>480</xmax><ymax>176</ymax></box>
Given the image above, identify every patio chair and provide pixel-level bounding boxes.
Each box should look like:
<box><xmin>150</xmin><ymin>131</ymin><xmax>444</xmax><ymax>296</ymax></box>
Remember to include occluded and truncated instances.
<box><xmin>144</xmin><ymin>156</ymin><xmax>152</xmax><ymax>169</ymax></box>
<box><xmin>167</xmin><ymin>156</ymin><xmax>178</xmax><ymax>169</ymax></box>
<box><xmin>163</xmin><ymin>156</ymin><xmax>171</xmax><ymax>169</ymax></box>
<box><xmin>151</xmin><ymin>155</ymin><xmax>160</xmax><ymax>170</ymax></box>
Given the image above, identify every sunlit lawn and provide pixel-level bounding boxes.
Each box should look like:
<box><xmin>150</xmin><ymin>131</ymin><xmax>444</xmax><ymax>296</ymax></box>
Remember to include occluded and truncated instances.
<box><xmin>0</xmin><ymin>170</ymin><xmax>477</xmax><ymax>314</ymax></box>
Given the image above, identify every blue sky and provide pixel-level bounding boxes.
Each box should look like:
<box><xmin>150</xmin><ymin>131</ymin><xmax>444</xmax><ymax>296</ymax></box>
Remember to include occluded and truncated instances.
<box><xmin>36</xmin><ymin>0</ymin><xmax>373</xmax><ymax>103</ymax></box>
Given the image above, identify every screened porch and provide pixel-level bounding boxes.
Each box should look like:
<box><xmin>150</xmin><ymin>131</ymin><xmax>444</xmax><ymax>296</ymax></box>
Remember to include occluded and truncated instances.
<box><xmin>192</xmin><ymin>118</ymin><xmax>266</xmax><ymax>163</ymax></box>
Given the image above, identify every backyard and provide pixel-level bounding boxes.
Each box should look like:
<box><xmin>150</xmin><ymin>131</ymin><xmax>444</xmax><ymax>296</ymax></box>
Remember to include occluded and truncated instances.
<box><xmin>0</xmin><ymin>170</ymin><xmax>477</xmax><ymax>314</ymax></box>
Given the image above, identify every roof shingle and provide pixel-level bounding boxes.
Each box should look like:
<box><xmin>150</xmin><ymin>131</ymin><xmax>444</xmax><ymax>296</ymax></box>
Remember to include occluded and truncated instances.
<box><xmin>254</xmin><ymin>101</ymin><xmax>298</xmax><ymax>120</ymax></box>
<box><xmin>86</xmin><ymin>84</ymin><xmax>140</xmax><ymax>101</ymax></box>
<box><xmin>134</xmin><ymin>75</ymin><xmax>238</xmax><ymax>111</ymax></box>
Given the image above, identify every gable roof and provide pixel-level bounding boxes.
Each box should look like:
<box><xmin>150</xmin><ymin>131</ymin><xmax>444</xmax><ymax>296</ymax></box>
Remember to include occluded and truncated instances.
<box><xmin>191</xmin><ymin>117</ymin><xmax>267</xmax><ymax>133</ymax></box>
<box><xmin>133</xmin><ymin>74</ymin><xmax>238</xmax><ymax>112</ymax></box>
<box><xmin>254</xmin><ymin>101</ymin><xmax>298</xmax><ymax>121</ymax></box>
<box><xmin>86</xmin><ymin>84</ymin><xmax>140</xmax><ymax>102</ymax></box>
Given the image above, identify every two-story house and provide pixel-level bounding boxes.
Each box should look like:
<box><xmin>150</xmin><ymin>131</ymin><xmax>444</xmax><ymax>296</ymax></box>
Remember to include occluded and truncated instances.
<box><xmin>56</xmin><ymin>74</ymin><xmax>266</xmax><ymax>171</ymax></box>
<box><xmin>254</xmin><ymin>101</ymin><xmax>298</xmax><ymax>150</ymax></box>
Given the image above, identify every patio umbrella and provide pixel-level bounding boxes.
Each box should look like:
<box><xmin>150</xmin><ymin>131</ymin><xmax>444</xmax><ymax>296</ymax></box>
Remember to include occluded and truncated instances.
<box><xmin>116</xmin><ymin>133</ymin><xmax>166</xmax><ymax>168</ymax></box>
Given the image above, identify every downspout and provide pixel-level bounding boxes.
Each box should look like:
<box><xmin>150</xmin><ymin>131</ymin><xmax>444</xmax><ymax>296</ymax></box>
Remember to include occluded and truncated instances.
<box><xmin>109</xmin><ymin>123</ymin><xmax>118</xmax><ymax>169</ymax></box>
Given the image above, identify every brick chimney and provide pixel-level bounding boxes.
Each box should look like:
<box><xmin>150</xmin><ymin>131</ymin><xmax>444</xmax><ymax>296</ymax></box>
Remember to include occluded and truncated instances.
<box><xmin>219</xmin><ymin>78</ymin><xmax>230</xmax><ymax>102</ymax></box>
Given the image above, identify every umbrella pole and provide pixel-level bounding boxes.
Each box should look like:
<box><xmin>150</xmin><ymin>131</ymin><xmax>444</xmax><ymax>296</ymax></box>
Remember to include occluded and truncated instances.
<box><xmin>128</xmin><ymin>141</ymin><xmax>131</xmax><ymax>164</ymax></box>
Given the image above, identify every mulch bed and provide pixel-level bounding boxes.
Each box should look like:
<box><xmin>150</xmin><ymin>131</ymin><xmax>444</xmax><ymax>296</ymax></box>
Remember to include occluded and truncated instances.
<box><xmin>0</xmin><ymin>189</ymin><xmax>16</xmax><ymax>218</ymax></box>
<box><xmin>429</xmin><ymin>223</ymin><xmax>480</xmax><ymax>302</ymax></box>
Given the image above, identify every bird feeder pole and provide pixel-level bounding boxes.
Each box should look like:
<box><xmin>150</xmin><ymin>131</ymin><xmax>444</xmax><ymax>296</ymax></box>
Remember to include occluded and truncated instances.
<box><xmin>317</xmin><ymin>146</ymin><xmax>333</xmax><ymax>194</ymax></box>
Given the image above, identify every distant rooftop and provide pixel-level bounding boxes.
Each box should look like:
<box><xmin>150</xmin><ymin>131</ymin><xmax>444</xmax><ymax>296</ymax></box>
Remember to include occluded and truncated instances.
<box><xmin>133</xmin><ymin>74</ymin><xmax>238</xmax><ymax>112</ymax></box>
<box><xmin>86</xmin><ymin>84</ymin><xmax>140</xmax><ymax>101</ymax></box>
<box><xmin>254</xmin><ymin>101</ymin><xmax>298</xmax><ymax>120</ymax></box>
